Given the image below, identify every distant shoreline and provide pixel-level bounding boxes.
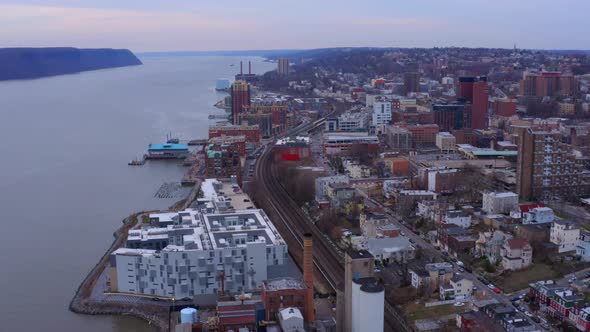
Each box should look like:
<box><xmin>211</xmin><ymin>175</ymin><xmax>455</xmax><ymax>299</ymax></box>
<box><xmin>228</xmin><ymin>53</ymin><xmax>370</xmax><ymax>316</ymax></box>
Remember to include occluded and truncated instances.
<box><xmin>0</xmin><ymin>47</ymin><xmax>142</xmax><ymax>82</ymax></box>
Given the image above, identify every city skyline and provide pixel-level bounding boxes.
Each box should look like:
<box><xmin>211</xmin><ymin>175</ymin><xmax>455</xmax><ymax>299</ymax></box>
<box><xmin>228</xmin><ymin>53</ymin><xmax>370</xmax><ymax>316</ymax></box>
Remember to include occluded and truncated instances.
<box><xmin>1</xmin><ymin>0</ymin><xmax>589</xmax><ymax>52</ymax></box>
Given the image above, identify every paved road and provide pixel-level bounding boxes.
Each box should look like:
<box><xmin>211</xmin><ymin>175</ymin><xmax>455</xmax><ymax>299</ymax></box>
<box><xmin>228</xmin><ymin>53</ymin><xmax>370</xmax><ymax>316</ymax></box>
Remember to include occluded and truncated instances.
<box><xmin>356</xmin><ymin>190</ymin><xmax>548</xmax><ymax>329</ymax></box>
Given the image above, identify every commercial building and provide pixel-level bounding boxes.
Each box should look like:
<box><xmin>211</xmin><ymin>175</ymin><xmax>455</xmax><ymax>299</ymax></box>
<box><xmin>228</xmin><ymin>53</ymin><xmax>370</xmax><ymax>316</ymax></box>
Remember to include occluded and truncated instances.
<box><xmin>404</xmin><ymin>72</ymin><xmax>421</xmax><ymax>94</ymax></box>
<box><xmin>274</xmin><ymin>136</ymin><xmax>311</xmax><ymax>162</ymax></box>
<box><xmin>205</xmin><ymin>141</ymin><xmax>242</xmax><ymax>185</ymax></box>
<box><xmin>322</xmin><ymin>132</ymin><xmax>379</xmax><ymax>156</ymax></box>
<box><xmin>277</xmin><ymin>58</ymin><xmax>289</xmax><ymax>75</ymax></box>
<box><xmin>209</xmin><ymin>125</ymin><xmax>261</xmax><ymax>146</ymax></box>
<box><xmin>482</xmin><ymin>192</ymin><xmax>519</xmax><ymax>215</ymax></box>
<box><xmin>436</xmin><ymin>132</ymin><xmax>456</xmax><ymax>151</ymax></box>
<box><xmin>458</xmin><ymin>76</ymin><xmax>488</xmax><ymax>130</ymax></box>
<box><xmin>384</xmin><ymin>125</ymin><xmax>412</xmax><ymax>152</ymax></box>
<box><xmin>208</xmin><ymin>135</ymin><xmax>246</xmax><ymax>157</ymax></box>
<box><xmin>550</xmin><ymin>220</ymin><xmax>580</xmax><ymax>253</ymax></box>
<box><xmin>366</xmin><ymin>237</ymin><xmax>415</xmax><ymax>263</ymax></box>
<box><xmin>500</xmin><ymin>238</ymin><xmax>532</xmax><ymax>271</ymax></box>
<box><xmin>427</xmin><ymin>168</ymin><xmax>461</xmax><ymax>193</ymax></box>
<box><xmin>109</xmin><ymin>206</ymin><xmax>288</xmax><ymax>298</ymax></box>
<box><xmin>433</xmin><ymin>103</ymin><xmax>465</xmax><ymax>131</ymax></box>
<box><xmin>519</xmin><ymin>71</ymin><xmax>576</xmax><ymax>97</ymax></box>
<box><xmin>407</xmin><ymin>124</ymin><xmax>439</xmax><ymax>148</ymax></box>
<box><xmin>231</xmin><ymin>80</ymin><xmax>250</xmax><ymax>125</ymax></box>
<box><xmin>326</xmin><ymin>112</ymin><xmax>368</xmax><ymax>132</ymax></box>
<box><xmin>491</xmin><ymin>98</ymin><xmax>517</xmax><ymax>117</ymax></box>
<box><xmin>236</xmin><ymin>111</ymin><xmax>277</xmax><ymax>138</ymax></box>
<box><xmin>515</xmin><ymin>126</ymin><xmax>590</xmax><ymax>201</ymax></box>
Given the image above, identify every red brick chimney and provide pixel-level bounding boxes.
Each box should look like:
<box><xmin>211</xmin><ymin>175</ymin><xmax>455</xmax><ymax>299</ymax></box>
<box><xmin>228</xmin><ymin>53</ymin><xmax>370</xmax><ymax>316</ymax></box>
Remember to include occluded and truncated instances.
<box><xmin>303</xmin><ymin>233</ymin><xmax>315</xmax><ymax>322</ymax></box>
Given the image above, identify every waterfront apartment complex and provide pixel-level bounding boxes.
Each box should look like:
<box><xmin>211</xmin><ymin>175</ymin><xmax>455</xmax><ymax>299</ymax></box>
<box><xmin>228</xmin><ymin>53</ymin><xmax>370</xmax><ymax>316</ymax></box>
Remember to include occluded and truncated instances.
<box><xmin>109</xmin><ymin>179</ymin><xmax>288</xmax><ymax>298</ymax></box>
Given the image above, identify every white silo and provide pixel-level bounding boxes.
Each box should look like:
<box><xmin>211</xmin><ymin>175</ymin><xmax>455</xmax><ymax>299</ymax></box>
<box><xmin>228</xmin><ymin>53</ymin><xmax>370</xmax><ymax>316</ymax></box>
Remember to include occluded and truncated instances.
<box><xmin>180</xmin><ymin>307</ymin><xmax>198</xmax><ymax>324</ymax></box>
<box><xmin>352</xmin><ymin>278</ymin><xmax>384</xmax><ymax>332</ymax></box>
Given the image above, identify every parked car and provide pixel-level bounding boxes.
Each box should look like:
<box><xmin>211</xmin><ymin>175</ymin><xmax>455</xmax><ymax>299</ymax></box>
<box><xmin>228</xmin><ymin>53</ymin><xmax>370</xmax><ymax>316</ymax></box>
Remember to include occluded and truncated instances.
<box><xmin>464</xmin><ymin>267</ymin><xmax>473</xmax><ymax>273</ymax></box>
<box><xmin>453</xmin><ymin>302</ymin><xmax>465</xmax><ymax>307</ymax></box>
<box><xmin>487</xmin><ymin>284</ymin><xmax>495</xmax><ymax>289</ymax></box>
<box><xmin>493</xmin><ymin>287</ymin><xmax>501</xmax><ymax>294</ymax></box>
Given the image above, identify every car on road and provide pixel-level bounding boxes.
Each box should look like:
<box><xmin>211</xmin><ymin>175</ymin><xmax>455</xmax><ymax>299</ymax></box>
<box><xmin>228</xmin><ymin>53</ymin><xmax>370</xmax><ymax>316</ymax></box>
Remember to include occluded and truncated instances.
<box><xmin>493</xmin><ymin>287</ymin><xmax>501</xmax><ymax>294</ymax></box>
<box><xmin>524</xmin><ymin>311</ymin><xmax>533</xmax><ymax>318</ymax></box>
<box><xmin>458</xmin><ymin>267</ymin><xmax>465</xmax><ymax>272</ymax></box>
<box><xmin>409</xmin><ymin>238</ymin><xmax>415</xmax><ymax>244</ymax></box>
<box><xmin>487</xmin><ymin>283</ymin><xmax>495</xmax><ymax>289</ymax></box>
<box><xmin>464</xmin><ymin>267</ymin><xmax>473</xmax><ymax>273</ymax></box>
<box><xmin>453</xmin><ymin>302</ymin><xmax>465</xmax><ymax>307</ymax></box>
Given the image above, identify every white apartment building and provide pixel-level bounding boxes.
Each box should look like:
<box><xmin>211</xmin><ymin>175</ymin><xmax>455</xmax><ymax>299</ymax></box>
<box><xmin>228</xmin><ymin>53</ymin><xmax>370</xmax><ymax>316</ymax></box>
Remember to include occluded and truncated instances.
<box><xmin>482</xmin><ymin>192</ymin><xmax>519</xmax><ymax>214</ymax></box>
<box><xmin>372</xmin><ymin>98</ymin><xmax>392</xmax><ymax>126</ymax></box>
<box><xmin>110</xmin><ymin>208</ymin><xmax>288</xmax><ymax>298</ymax></box>
<box><xmin>551</xmin><ymin>220</ymin><xmax>580</xmax><ymax>253</ymax></box>
<box><xmin>109</xmin><ymin>179</ymin><xmax>288</xmax><ymax>299</ymax></box>
<box><xmin>577</xmin><ymin>231</ymin><xmax>590</xmax><ymax>262</ymax></box>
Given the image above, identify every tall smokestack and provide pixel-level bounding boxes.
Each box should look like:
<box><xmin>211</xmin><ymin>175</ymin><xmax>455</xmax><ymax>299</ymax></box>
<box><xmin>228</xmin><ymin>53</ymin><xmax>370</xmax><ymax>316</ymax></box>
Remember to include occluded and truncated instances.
<box><xmin>303</xmin><ymin>233</ymin><xmax>315</xmax><ymax>322</ymax></box>
<box><xmin>249</xmin><ymin>61</ymin><xmax>252</xmax><ymax>74</ymax></box>
<box><xmin>240</xmin><ymin>61</ymin><xmax>243</xmax><ymax>75</ymax></box>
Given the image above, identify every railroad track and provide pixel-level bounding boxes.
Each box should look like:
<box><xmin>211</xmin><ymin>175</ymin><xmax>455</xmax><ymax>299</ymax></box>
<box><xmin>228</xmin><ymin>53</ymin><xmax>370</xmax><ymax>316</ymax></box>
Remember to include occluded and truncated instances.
<box><xmin>254</xmin><ymin>142</ymin><xmax>412</xmax><ymax>332</ymax></box>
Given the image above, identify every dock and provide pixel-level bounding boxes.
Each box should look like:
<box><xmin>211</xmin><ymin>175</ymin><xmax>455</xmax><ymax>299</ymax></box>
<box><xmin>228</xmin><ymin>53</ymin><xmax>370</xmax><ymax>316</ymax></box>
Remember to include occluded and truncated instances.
<box><xmin>128</xmin><ymin>155</ymin><xmax>147</xmax><ymax>166</ymax></box>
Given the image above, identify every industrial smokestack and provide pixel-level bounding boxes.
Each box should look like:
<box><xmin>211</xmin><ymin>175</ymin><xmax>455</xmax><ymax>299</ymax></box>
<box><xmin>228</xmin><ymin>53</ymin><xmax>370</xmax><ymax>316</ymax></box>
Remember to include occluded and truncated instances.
<box><xmin>240</xmin><ymin>61</ymin><xmax>243</xmax><ymax>75</ymax></box>
<box><xmin>248</xmin><ymin>61</ymin><xmax>252</xmax><ymax>74</ymax></box>
<box><xmin>303</xmin><ymin>233</ymin><xmax>315</xmax><ymax>322</ymax></box>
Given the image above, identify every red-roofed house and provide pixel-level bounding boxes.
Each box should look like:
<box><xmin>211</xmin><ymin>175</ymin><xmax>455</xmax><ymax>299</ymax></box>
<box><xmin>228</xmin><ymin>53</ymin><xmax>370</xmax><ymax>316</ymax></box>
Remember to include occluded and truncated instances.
<box><xmin>501</xmin><ymin>238</ymin><xmax>532</xmax><ymax>270</ymax></box>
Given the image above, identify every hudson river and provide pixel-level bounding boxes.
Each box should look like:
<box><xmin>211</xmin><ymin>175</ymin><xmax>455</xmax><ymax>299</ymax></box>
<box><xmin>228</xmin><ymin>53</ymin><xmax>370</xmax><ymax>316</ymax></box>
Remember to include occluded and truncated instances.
<box><xmin>0</xmin><ymin>56</ymin><xmax>274</xmax><ymax>332</ymax></box>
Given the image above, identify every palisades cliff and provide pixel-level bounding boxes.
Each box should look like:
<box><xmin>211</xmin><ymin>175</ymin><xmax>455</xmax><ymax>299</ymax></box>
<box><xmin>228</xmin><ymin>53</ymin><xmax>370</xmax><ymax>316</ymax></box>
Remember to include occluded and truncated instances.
<box><xmin>0</xmin><ymin>47</ymin><xmax>142</xmax><ymax>81</ymax></box>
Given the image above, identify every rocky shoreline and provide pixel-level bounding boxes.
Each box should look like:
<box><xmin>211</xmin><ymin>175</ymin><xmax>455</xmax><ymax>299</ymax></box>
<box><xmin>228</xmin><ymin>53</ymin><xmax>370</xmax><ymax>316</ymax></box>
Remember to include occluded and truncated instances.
<box><xmin>69</xmin><ymin>183</ymin><xmax>200</xmax><ymax>332</ymax></box>
<box><xmin>68</xmin><ymin>210</ymin><xmax>169</xmax><ymax>331</ymax></box>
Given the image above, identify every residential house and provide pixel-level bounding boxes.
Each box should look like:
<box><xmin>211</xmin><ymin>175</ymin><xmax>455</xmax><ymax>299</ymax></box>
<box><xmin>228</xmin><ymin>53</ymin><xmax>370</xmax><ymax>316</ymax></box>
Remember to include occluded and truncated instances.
<box><xmin>327</xmin><ymin>183</ymin><xmax>357</xmax><ymax>209</ymax></box>
<box><xmin>522</xmin><ymin>206</ymin><xmax>555</xmax><ymax>224</ymax></box>
<box><xmin>514</xmin><ymin>223</ymin><xmax>550</xmax><ymax>245</ymax></box>
<box><xmin>448</xmin><ymin>234</ymin><xmax>477</xmax><ymax>257</ymax></box>
<box><xmin>444</xmin><ymin>210</ymin><xmax>472</xmax><ymax>228</ymax></box>
<box><xmin>440</xmin><ymin>275</ymin><xmax>473</xmax><ymax>300</ymax></box>
<box><xmin>360</xmin><ymin>212</ymin><xmax>390</xmax><ymax>238</ymax></box>
<box><xmin>476</xmin><ymin>230</ymin><xmax>513</xmax><ymax>264</ymax></box>
<box><xmin>550</xmin><ymin>220</ymin><xmax>580</xmax><ymax>253</ymax></box>
<box><xmin>314</xmin><ymin>175</ymin><xmax>349</xmax><ymax>206</ymax></box>
<box><xmin>409</xmin><ymin>262</ymin><xmax>454</xmax><ymax>293</ymax></box>
<box><xmin>548</xmin><ymin>290</ymin><xmax>584</xmax><ymax>320</ymax></box>
<box><xmin>501</xmin><ymin>238</ymin><xmax>533</xmax><ymax>271</ymax></box>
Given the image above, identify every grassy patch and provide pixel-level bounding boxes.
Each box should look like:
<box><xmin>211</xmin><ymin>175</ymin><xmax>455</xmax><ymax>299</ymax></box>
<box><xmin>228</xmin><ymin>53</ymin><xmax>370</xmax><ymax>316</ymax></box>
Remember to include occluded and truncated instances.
<box><xmin>492</xmin><ymin>264</ymin><xmax>562</xmax><ymax>293</ymax></box>
<box><xmin>402</xmin><ymin>302</ymin><xmax>465</xmax><ymax>321</ymax></box>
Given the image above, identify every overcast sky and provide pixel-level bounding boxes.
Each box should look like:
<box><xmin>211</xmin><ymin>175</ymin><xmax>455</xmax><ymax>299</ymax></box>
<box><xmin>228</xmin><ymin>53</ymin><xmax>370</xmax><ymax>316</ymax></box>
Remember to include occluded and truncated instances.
<box><xmin>1</xmin><ymin>1</ymin><xmax>588</xmax><ymax>52</ymax></box>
